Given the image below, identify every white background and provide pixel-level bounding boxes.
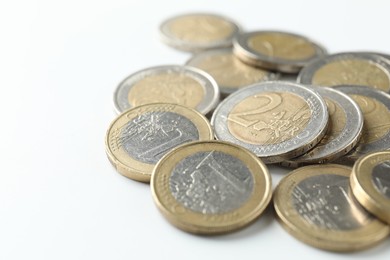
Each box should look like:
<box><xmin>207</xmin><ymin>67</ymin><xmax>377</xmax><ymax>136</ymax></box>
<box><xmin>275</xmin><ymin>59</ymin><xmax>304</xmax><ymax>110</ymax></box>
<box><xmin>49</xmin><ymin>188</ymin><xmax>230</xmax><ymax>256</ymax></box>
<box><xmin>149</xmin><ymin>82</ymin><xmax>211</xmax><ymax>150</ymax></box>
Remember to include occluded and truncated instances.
<box><xmin>1</xmin><ymin>0</ymin><xmax>390</xmax><ymax>259</ymax></box>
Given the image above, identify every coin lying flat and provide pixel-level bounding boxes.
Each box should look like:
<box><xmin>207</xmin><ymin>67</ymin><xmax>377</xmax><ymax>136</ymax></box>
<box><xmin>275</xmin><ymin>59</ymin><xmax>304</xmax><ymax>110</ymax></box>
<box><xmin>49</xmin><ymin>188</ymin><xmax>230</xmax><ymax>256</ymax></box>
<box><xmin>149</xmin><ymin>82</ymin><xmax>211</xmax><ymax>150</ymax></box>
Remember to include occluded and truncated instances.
<box><xmin>351</xmin><ymin>151</ymin><xmax>390</xmax><ymax>224</ymax></box>
<box><xmin>160</xmin><ymin>13</ymin><xmax>240</xmax><ymax>52</ymax></box>
<box><xmin>186</xmin><ymin>48</ymin><xmax>278</xmax><ymax>96</ymax></box>
<box><xmin>151</xmin><ymin>141</ymin><xmax>272</xmax><ymax>234</ymax></box>
<box><xmin>283</xmin><ymin>87</ymin><xmax>363</xmax><ymax>167</ymax></box>
<box><xmin>113</xmin><ymin>65</ymin><xmax>220</xmax><ymax>115</ymax></box>
<box><xmin>335</xmin><ymin>85</ymin><xmax>390</xmax><ymax>161</ymax></box>
<box><xmin>274</xmin><ymin>164</ymin><xmax>390</xmax><ymax>252</ymax></box>
<box><xmin>211</xmin><ymin>81</ymin><xmax>328</xmax><ymax>163</ymax></box>
<box><xmin>105</xmin><ymin>103</ymin><xmax>213</xmax><ymax>182</ymax></box>
<box><xmin>298</xmin><ymin>52</ymin><xmax>390</xmax><ymax>93</ymax></box>
<box><xmin>233</xmin><ymin>31</ymin><xmax>326</xmax><ymax>73</ymax></box>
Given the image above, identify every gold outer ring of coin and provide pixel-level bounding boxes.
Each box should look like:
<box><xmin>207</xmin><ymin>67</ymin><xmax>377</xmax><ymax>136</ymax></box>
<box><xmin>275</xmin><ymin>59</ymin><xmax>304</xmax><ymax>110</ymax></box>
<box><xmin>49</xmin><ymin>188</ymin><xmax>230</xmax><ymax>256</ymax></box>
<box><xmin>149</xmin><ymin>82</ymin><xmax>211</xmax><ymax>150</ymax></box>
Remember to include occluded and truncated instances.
<box><xmin>151</xmin><ymin>140</ymin><xmax>272</xmax><ymax>235</ymax></box>
<box><xmin>351</xmin><ymin>151</ymin><xmax>390</xmax><ymax>224</ymax></box>
<box><xmin>105</xmin><ymin>103</ymin><xmax>214</xmax><ymax>182</ymax></box>
<box><xmin>274</xmin><ymin>164</ymin><xmax>390</xmax><ymax>252</ymax></box>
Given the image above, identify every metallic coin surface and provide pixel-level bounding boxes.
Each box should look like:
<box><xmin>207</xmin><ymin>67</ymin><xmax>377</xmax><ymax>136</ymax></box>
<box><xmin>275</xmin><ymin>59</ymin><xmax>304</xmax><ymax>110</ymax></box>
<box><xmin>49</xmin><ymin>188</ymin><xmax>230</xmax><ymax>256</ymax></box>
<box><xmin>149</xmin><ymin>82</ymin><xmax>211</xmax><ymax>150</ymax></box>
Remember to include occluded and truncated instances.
<box><xmin>160</xmin><ymin>13</ymin><xmax>240</xmax><ymax>52</ymax></box>
<box><xmin>151</xmin><ymin>141</ymin><xmax>272</xmax><ymax>234</ymax></box>
<box><xmin>335</xmin><ymin>85</ymin><xmax>390</xmax><ymax>161</ymax></box>
<box><xmin>105</xmin><ymin>103</ymin><xmax>213</xmax><ymax>182</ymax></box>
<box><xmin>186</xmin><ymin>48</ymin><xmax>278</xmax><ymax>95</ymax></box>
<box><xmin>351</xmin><ymin>151</ymin><xmax>390</xmax><ymax>224</ymax></box>
<box><xmin>298</xmin><ymin>52</ymin><xmax>390</xmax><ymax>92</ymax></box>
<box><xmin>211</xmin><ymin>81</ymin><xmax>328</xmax><ymax>163</ymax></box>
<box><xmin>233</xmin><ymin>31</ymin><xmax>326</xmax><ymax>73</ymax></box>
<box><xmin>284</xmin><ymin>87</ymin><xmax>363</xmax><ymax>167</ymax></box>
<box><xmin>274</xmin><ymin>164</ymin><xmax>390</xmax><ymax>252</ymax></box>
<box><xmin>113</xmin><ymin>65</ymin><xmax>220</xmax><ymax>115</ymax></box>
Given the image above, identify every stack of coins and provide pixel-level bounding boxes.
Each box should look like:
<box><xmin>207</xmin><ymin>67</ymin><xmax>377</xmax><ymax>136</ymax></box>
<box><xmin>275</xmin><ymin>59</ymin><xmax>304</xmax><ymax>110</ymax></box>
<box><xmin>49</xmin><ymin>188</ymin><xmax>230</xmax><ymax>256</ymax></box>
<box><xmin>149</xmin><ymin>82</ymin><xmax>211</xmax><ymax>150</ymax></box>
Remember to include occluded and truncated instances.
<box><xmin>105</xmin><ymin>12</ymin><xmax>390</xmax><ymax>252</ymax></box>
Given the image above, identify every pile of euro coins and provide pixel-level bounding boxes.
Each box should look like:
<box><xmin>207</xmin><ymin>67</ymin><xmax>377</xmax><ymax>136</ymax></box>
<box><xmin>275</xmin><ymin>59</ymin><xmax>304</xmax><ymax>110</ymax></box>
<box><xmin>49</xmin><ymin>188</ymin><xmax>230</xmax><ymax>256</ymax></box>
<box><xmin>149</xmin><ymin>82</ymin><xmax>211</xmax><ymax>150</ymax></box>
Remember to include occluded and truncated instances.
<box><xmin>105</xmin><ymin>13</ymin><xmax>390</xmax><ymax>252</ymax></box>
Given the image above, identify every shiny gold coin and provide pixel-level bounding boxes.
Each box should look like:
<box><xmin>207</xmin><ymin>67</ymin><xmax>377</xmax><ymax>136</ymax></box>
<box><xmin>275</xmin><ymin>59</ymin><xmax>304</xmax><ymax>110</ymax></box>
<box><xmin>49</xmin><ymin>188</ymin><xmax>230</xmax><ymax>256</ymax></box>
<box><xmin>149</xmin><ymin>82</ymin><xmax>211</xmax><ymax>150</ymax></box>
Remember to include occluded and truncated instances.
<box><xmin>160</xmin><ymin>13</ymin><xmax>240</xmax><ymax>52</ymax></box>
<box><xmin>113</xmin><ymin>65</ymin><xmax>220</xmax><ymax>115</ymax></box>
<box><xmin>335</xmin><ymin>85</ymin><xmax>390</xmax><ymax>161</ymax></box>
<box><xmin>186</xmin><ymin>48</ymin><xmax>278</xmax><ymax>95</ymax></box>
<box><xmin>274</xmin><ymin>164</ymin><xmax>390</xmax><ymax>252</ymax></box>
<box><xmin>233</xmin><ymin>31</ymin><xmax>326</xmax><ymax>73</ymax></box>
<box><xmin>299</xmin><ymin>53</ymin><xmax>390</xmax><ymax>92</ymax></box>
<box><xmin>351</xmin><ymin>151</ymin><xmax>390</xmax><ymax>224</ymax></box>
<box><xmin>151</xmin><ymin>141</ymin><xmax>272</xmax><ymax>234</ymax></box>
<box><xmin>283</xmin><ymin>87</ymin><xmax>363</xmax><ymax>167</ymax></box>
<box><xmin>105</xmin><ymin>103</ymin><xmax>213</xmax><ymax>182</ymax></box>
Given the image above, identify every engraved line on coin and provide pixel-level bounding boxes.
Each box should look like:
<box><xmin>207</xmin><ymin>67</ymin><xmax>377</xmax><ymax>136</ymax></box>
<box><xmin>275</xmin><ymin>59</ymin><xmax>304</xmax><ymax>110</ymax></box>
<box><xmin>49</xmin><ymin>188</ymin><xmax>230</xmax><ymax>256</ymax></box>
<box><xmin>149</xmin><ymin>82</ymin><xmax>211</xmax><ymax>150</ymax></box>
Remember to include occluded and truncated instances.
<box><xmin>228</xmin><ymin>92</ymin><xmax>311</xmax><ymax>145</ymax></box>
<box><xmin>170</xmin><ymin>151</ymin><xmax>253</xmax><ymax>214</ymax></box>
<box><xmin>119</xmin><ymin>111</ymin><xmax>199</xmax><ymax>164</ymax></box>
<box><xmin>292</xmin><ymin>175</ymin><xmax>370</xmax><ymax>230</ymax></box>
<box><xmin>372</xmin><ymin>161</ymin><xmax>390</xmax><ymax>198</ymax></box>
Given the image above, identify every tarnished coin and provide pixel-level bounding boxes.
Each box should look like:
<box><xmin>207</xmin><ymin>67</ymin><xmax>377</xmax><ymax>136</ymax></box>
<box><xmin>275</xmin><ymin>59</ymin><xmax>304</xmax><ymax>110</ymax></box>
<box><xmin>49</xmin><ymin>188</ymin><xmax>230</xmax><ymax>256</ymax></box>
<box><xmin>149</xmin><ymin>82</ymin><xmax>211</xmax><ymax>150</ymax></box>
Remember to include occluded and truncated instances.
<box><xmin>298</xmin><ymin>52</ymin><xmax>390</xmax><ymax>93</ymax></box>
<box><xmin>233</xmin><ymin>31</ymin><xmax>326</xmax><ymax>73</ymax></box>
<box><xmin>160</xmin><ymin>13</ymin><xmax>240</xmax><ymax>52</ymax></box>
<box><xmin>211</xmin><ymin>81</ymin><xmax>328</xmax><ymax>163</ymax></box>
<box><xmin>186</xmin><ymin>48</ymin><xmax>278</xmax><ymax>95</ymax></box>
<box><xmin>113</xmin><ymin>65</ymin><xmax>220</xmax><ymax>115</ymax></box>
<box><xmin>335</xmin><ymin>85</ymin><xmax>390</xmax><ymax>161</ymax></box>
<box><xmin>105</xmin><ymin>103</ymin><xmax>213</xmax><ymax>182</ymax></box>
<box><xmin>283</xmin><ymin>87</ymin><xmax>363</xmax><ymax>167</ymax></box>
<box><xmin>351</xmin><ymin>151</ymin><xmax>390</xmax><ymax>224</ymax></box>
<box><xmin>274</xmin><ymin>164</ymin><xmax>390</xmax><ymax>252</ymax></box>
<box><xmin>151</xmin><ymin>141</ymin><xmax>272</xmax><ymax>234</ymax></box>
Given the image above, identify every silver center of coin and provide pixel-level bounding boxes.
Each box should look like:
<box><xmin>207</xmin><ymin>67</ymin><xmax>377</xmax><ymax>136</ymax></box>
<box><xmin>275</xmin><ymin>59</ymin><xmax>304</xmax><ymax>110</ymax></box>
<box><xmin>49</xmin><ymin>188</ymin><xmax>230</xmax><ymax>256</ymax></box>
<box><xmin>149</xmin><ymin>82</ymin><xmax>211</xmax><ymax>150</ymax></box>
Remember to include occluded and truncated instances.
<box><xmin>169</xmin><ymin>151</ymin><xmax>254</xmax><ymax>214</ymax></box>
<box><xmin>372</xmin><ymin>161</ymin><xmax>390</xmax><ymax>199</ymax></box>
<box><xmin>120</xmin><ymin>111</ymin><xmax>199</xmax><ymax>164</ymax></box>
<box><xmin>292</xmin><ymin>175</ymin><xmax>371</xmax><ymax>230</ymax></box>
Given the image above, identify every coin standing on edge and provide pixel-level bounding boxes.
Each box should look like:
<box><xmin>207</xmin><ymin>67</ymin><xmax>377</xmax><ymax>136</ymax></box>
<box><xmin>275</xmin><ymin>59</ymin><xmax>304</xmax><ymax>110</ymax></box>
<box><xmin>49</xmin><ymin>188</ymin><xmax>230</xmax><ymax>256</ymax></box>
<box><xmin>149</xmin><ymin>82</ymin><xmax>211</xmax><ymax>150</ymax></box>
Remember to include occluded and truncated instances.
<box><xmin>298</xmin><ymin>52</ymin><xmax>390</xmax><ymax>93</ymax></box>
<box><xmin>113</xmin><ymin>65</ymin><xmax>220</xmax><ymax>115</ymax></box>
<box><xmin>160</xmin><ymin>13</ymin><xmax>240</xmax><ymax>52</ymax></box>
<box><xmin>151</xmin><ymin>141</ymin><xmax>272</xmax><ymax>234</ymax></box>
<box><xmin>211</xmin><ymin>81</ymin><xmax>329</xmax><ymax>163</ymax></box>
<box><xmin>351</xmin><ymin>151</ymin><xmax>390</xmax><ymax>224</ymax></box>
<box><xmin>335</xmin><ymin>85</ymin><xmax>390</xmax><ymax>161</ymax></box>
<box><xmin>274</xmin><ymin>164</ymin><xmax>390</xmax><ymax>252</ymax></box>
<box><xmin>186</xmin><ymin>48</ymin><xmax>279</xmax><ymax>95</ymax></box>
<box><xmin>105</xmin><ymin>103</ymin><xmax>214</xmax><ymax>182</ymax></box>
<box><xmin>233</xmin><ymin>31</ymin><xmax>326</xmax><ymax>73</ymax></box>
<box><xmin>283</xmin><ymin>87</ymin><xmax>363</xmax><ymax>167</ymax></box>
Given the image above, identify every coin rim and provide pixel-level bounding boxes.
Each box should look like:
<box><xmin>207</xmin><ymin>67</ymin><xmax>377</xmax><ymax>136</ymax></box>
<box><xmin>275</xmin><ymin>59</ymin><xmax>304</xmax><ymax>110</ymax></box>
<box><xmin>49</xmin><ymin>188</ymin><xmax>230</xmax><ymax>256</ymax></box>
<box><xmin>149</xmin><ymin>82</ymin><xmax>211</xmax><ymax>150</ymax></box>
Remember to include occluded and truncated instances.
<box><xmin>150</xmin><ymin>140</ymin><xmax>272</xmax><ymax>234</ymax></box>
<box><xmin>113</xmin><ymin>65</ymin><xmax>220</xmax><ymax>115</ymax></box>
<box><xmin>233</xmin><ymin>30</ymin><xmax>327</xmax><ymax>73</ymax></box>
<box><xmin>105</xmin><ymin>103</ymin><xmax>214</xmax><ymax>182</ymax></box>
<box><xmin>351</xmin><ymin>151</ymin><xmax>390</xmax><ymax>224</ymax></box>
<box><xmin>211</xmin><ymin>81</ymin><xmax>329</xmax><ymax>163</ymax></box>
<box><xmin>283</xmin><ymin>86</ymin><xmax>363</xmax><ymax>167</ymax></box>
<box><xmin>298</xmin><ymin>52</ymin><xmax>390</xmax><ymax>93</ymax></box>
<box><xmin>159</xmin><ymin>12</ymin><xmax>241</xmax><ymax>52</ymax></box>
<box><xmin>186</xmin><ymin>48</ymin><xmax>279</xmax><ymax>95</ymax></box>
<box><xmin>274</xmin><ymin>164</ymin><xmax>390</xmax><ymax>252</ymax></box>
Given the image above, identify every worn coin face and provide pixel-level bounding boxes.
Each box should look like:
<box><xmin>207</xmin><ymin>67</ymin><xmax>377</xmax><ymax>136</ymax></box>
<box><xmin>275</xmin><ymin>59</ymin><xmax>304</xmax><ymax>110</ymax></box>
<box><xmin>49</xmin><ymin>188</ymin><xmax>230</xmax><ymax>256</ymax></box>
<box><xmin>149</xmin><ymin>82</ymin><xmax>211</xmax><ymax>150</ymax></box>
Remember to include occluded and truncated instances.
<box><xmin>105</xmin><ymin>103</ymin><xmax>213</xmax><ymax>182</ymax></box>
<box><xmin>284</xmin><ymin>87</ymin><xmax>363</xmax><ymax>167</ymax></box>
<box><xmin>211</xmin><ymin>81</ymin><xmax>328</xmax><ymax>163</ymax></box>
<box><xmin>298</xmin><ymin>52</ymin><xmax>390</xmax><ymax>92</ymax></box>
<box><xmin>335</xmin><ymin>85</ymin><xmax>390</xmax><ymax>161</ymax></box>
<box><xmin>351</xmin><ymin>151</ymin><xmax>390</xmax><ymax>224</ymax></box>
<box><xmin>186</xmin><ymin>48</ymin><xmax>279</xmax><ymax>95</ymax></box>
<box><xmin>151</xmin><ymin>141</ymin><xmax>272</xmax><ymax>234</ymax></box>
<box><xmin>233</xmin><ymin>31</ymin><xmax>326</xmax><ymax>73</ymax></box>
<box><xmin>160</xmin><ymin>13</ymin><xmax>240</xmax><ymax>52</ymax></box>
<box><xmin>274</xmin><ymin>164</ymin><xmax>390</xmax><ymax>252</ymax></box>
<box><xmin>113</xmin><ymin>65</ymin><xmax>220</xmax><ymax>115</ymax></box>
